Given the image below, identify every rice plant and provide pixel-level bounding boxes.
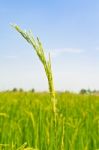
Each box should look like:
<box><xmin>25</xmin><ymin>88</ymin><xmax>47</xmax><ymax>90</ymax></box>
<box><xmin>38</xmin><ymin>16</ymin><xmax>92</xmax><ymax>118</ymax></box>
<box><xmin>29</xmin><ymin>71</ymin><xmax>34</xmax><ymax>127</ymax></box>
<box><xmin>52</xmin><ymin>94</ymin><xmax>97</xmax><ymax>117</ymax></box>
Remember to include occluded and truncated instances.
<box><xmin>12</xmin><ymin>25</ymin><xmax>57</xmax><ymax>115</ymax></box>
<box><xmin>0</xmin><ymin>25</ymin><xmax>98</xmax><ymax>150</ymax></box>
<box><xmin>0</xmin><ymin>92</ymin><xmax>99</xmax><ymax>150</ymax></box>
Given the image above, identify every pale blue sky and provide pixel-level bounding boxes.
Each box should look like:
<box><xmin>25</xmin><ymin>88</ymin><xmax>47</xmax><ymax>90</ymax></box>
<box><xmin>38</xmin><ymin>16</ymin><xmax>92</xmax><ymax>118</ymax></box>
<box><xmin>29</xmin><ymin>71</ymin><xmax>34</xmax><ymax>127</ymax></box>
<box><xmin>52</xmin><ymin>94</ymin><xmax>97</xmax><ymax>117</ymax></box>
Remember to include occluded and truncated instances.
<box><xmin>0</xmin><ymin>0</ymin><xmax>99</xmax><ymax>91</ymax></box>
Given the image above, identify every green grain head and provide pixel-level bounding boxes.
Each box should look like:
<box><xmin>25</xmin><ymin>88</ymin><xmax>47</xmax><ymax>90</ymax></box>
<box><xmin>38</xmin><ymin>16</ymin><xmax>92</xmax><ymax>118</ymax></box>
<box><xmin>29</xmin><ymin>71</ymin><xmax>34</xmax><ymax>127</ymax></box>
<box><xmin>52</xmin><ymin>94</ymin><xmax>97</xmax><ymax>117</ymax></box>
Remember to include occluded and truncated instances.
<box><xmin>12</xmin><ymin>25</ymin><xmax>57</xmax><ymax>113</ymax></box>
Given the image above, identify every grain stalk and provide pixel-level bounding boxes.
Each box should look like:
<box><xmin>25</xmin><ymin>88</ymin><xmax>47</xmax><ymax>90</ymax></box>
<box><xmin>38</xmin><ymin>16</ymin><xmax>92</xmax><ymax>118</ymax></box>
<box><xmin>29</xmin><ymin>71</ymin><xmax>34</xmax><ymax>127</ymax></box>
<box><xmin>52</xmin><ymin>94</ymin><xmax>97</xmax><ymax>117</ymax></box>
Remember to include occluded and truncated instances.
<box><xmin>12</xmin><ymin>24</ymin><xmax>57</xmax><ymax>122</ymax></box>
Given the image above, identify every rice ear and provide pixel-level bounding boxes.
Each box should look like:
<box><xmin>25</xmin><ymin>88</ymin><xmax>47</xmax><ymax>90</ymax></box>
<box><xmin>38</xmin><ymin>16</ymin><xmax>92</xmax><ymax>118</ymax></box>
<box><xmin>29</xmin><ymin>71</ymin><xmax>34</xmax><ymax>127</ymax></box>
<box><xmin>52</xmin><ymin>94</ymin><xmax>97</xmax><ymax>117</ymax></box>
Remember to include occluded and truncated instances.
<box><xmin>12</xmin><ymin>24</ymin><xmax>57</xmax><ymax>114</ymax></box>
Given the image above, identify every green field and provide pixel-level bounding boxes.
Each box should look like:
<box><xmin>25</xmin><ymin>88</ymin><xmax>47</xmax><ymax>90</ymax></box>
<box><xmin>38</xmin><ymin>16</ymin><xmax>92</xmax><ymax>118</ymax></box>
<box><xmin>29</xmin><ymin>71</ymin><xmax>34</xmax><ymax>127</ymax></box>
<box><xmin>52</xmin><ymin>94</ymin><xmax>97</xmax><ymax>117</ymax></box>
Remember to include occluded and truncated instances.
<box><xmin>0</xmin><ymin>92</ymin><xmax>99</xmax><ymax>150</ymax></box>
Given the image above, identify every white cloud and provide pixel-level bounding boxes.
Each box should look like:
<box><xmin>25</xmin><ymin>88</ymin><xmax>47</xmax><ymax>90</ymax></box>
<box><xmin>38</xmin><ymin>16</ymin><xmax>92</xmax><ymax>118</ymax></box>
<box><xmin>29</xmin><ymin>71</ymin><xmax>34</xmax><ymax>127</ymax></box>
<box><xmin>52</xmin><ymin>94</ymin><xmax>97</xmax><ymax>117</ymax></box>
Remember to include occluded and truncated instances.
<box><xmin>47</xmin><ymin>48</ymin><xmax>83</xmax><ymax>58</ymax></box>
<box><xmin>96</xmin><ymin>47</ymin><xmax>99</xmax><ymax>51</ymax></box>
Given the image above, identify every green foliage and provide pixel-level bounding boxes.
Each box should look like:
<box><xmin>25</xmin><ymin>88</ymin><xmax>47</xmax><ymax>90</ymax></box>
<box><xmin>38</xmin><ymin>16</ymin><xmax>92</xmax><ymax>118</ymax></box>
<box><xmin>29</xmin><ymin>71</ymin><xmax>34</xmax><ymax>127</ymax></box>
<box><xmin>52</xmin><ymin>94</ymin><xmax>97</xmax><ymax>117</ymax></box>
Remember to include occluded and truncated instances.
<box><xmin>12</xmin><ymin>88</ymin><xmax>18</xmax><ymax>92</ymax></box>
<box><xmin>80</xmin><ymin>89</ymin><xmax>87</xmax><ymax>94</ymax></box>
<box><xmin>0</xmin><ymin>92</ymin><xmax>99</xmax><ymax>150</ymax></box>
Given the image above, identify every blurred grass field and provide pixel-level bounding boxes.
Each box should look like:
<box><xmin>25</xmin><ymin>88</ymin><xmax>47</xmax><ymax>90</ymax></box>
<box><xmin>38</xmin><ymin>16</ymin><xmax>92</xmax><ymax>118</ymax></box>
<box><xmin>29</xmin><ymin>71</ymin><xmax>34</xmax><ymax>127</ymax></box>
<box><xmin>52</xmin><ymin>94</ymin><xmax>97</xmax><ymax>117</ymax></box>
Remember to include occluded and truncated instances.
<box><xmin>0</xmin><ymin>91</ymin><xmax>99</xmax><ymax>150</ymax></box>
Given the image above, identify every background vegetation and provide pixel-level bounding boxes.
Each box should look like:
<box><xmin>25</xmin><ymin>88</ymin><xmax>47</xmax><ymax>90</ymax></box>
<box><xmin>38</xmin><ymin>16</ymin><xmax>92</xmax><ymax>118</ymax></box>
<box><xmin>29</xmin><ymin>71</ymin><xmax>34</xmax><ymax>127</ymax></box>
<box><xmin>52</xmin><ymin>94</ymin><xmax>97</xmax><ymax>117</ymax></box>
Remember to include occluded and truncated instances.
<box><xmin>0</xmin><ymin>91</ymin><xmax>99</xmax><ymax>150</ymax></box>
